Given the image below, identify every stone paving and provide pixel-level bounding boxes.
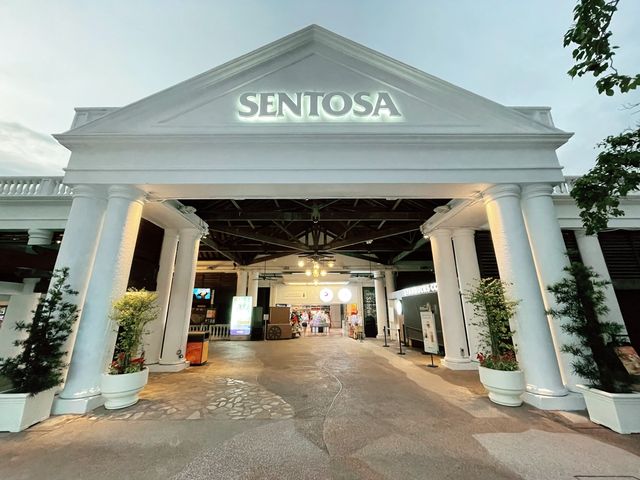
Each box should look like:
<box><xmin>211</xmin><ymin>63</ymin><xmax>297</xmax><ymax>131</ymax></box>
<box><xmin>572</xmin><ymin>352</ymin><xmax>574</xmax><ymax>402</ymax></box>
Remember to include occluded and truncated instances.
<box><xmin>90</xmin><ymin>358</ymin><xmax>294</xmax><ymax>422</ymax></box>
<box><xmin>1</xmin><ymin>336</ymin><xmax>639</xmax><ymax>480</ymax></box>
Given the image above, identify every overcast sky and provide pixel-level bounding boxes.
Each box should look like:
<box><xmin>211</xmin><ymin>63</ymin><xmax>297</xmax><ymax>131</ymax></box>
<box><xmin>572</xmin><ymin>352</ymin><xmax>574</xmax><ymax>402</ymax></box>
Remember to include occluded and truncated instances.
<box><xmin>1</xmin><ymin>0</ymin><xmax>638</xmax><ymax>176</ymax></box>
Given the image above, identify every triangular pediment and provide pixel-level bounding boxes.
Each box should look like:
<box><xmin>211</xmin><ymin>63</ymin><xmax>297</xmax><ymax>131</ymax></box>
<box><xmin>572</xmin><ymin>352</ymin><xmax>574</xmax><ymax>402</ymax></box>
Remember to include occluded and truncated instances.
<box><xmin>60</xmin><ymin>25</ymin><xmax>566</xmax><ymax>138</ymax></box>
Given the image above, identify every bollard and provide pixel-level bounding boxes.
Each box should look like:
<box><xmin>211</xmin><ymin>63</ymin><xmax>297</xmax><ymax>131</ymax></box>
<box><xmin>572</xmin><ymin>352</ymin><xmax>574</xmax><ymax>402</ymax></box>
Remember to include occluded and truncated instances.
<box><xmin>397</xmin><ymin>328</ymin><xmax>405</xmax><ymax>355</ymax></box>
<box><xmin>382</xmin><ymin>326</ymin><xmax>389</xmax><ymax>347</ymax></box>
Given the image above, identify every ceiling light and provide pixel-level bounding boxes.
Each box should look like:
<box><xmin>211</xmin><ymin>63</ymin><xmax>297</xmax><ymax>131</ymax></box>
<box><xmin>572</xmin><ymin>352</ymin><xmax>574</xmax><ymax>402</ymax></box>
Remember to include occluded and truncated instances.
<box><xmin>305</xmin><ymin>269</ymin><xmax>312</xmax><ymax>277</ymax></box>
<box><xmin>297</xmin><ymin>259</ymin><xmax>305</xmax><ymax>267</ymax></box>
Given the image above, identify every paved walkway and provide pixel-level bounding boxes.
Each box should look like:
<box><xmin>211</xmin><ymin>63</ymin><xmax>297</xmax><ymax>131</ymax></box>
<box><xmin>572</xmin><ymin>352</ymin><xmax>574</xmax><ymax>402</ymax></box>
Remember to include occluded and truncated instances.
<box><xmin>1</xmin><ymin>336</ymin><xmax>639</xmax><ymax>479</ymax></box>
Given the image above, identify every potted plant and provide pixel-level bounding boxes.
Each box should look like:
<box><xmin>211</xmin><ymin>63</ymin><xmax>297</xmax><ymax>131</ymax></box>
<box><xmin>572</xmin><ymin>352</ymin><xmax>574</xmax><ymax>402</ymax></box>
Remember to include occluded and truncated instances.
<box><xmin>100</xmin><ymin>289</ymin><xmax>158</xmax><ymax>410</ymax></box>
<box><xmin>467</xmin><ymin>278</ymin><xmax>524</xmax><ymax>407</ymax></box>
<box><xmin>0</xmin><ymin>268</ymin><xmax>79</xmax><ymax>432</ymax></box>
<box><xmin>547</xmin><ymin>261</ymin><xmax>639</xmax><ymax>434</ymax></box>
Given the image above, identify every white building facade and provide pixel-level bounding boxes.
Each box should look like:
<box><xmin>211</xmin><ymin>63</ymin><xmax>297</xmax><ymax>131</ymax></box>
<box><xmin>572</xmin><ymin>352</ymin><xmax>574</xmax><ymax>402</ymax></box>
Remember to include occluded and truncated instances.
<box><xmin>1</xmin><ymin>26</ymin><xmax>639</xmax><ymax>413</ymax></box>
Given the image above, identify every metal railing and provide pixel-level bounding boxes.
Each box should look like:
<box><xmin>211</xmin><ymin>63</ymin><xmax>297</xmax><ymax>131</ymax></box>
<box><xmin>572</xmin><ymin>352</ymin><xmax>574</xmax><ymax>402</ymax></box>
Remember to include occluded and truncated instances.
<box><xmin>0</xmin><ymin>177</ymin><xmax>71</xmax><ymax>196</ymax></box>
<box><xmin>189</xmin><ymin>324</ymin><xmax>230</xmax><ymax>340</ymax></box>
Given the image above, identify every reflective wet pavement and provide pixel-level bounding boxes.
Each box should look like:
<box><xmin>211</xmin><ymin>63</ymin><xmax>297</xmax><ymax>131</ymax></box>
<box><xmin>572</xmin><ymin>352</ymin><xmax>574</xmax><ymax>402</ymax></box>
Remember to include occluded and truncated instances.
<box><xmin>1</xmin><ymin>335</ymin><xmax>639</xmax><ymax>480</ymax></box>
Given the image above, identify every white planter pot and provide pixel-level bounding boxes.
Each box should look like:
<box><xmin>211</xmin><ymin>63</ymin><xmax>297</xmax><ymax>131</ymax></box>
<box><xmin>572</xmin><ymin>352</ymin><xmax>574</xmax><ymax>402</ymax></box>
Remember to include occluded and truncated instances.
<box><xmin>576</xmin><ymin>384</ymin><xmax>640</xmax><ymax>434</ymax></box>
<box><xmin>100</xmin><ymin>368</ymin><xmax>149</xmax><ymax>410</ymax></box>
<box><xmin>0</xmin><ymin>388</ymin><xmax>56</xmax><ymax>432</ymax></box>
<box><xmin>478</xmin><ymin>366</ymin><xmax>525</xmax><ymax>407</ymax></box>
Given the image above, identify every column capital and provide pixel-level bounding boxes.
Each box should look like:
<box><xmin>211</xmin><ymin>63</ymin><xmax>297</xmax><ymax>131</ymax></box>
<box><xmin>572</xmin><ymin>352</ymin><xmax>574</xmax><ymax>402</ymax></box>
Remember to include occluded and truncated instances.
<box><xmin>429</xmin><ymin>228</ymin><xmax>452</xmax><ymax>239</ymax></box>
<box><xmin>71</xmin><ymin>184</ymin><xmax>107</xmax><ymax>200</ymax></box>
<box><xmin>178</xmin><ymin>227</ymin><xmax>203</xmax><ymax>242</ymax></box>
<box><xmin>482</xmin><ymin>184</ymin><xmax>520</xmax><ymax>204</ymax></box>
<box><xmin>107</xmin><ymin>185</ymin><xmax>147</xmax><ymax>204</ymax></box>
<box><xmin>521</xmin><ymin>183</ymin><xmax>554</xmax><ymax>200</ymax></box>
<box><xmin>451</xmin><ymin>228</ymin><xmax>476</xmax><ymax>239</ymax></box>
<box><xmin>573</xmin><ymin>228</ymin><xmax>594</xmax><ymax>240</ymax></box>
<box><xmin>373</xmin><ymin>270</ymin><xmax>385</xmax><ymax>279</ymax></box>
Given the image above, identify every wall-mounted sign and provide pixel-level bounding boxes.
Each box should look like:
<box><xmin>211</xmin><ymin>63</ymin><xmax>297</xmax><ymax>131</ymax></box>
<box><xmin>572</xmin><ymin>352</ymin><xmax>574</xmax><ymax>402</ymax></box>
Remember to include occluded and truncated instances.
<box><xmin>337</xmin><ymin>287</ymin><xmax>352</xmax><ymax>303</ymax></box>
<box><xmin>230</xmin><ymin>296</ymin><xmax>252</xmax><ymax>336</ymax></box>
<box><xmin>393</xmin><ymin>283</ymin><xmax>438</xmax><ymax>300</ymax></box>
<box><xmin>319</xmin><ymin>288</ymin><xmax>334</xmax><ymax>303</ymax></box>
<box><xmin>238</xmin><ymin>91</ymin><xmax>402</xmax><ymax>121</ymax></box>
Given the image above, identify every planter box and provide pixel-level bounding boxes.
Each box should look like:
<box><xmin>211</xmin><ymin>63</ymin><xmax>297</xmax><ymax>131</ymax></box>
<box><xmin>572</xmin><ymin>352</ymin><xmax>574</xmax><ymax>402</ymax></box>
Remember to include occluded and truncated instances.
<box><xmin>576</xmin><ymin>384</ymin><xmax>640</xmax><ymax>434</ymax></box>
<box><xmin>478</xmin><ymin>366</ymin><xmax>525</xmax><ymax>407</ymax></box>
<box><xmin>101</xmin><ymin>368</ymin><xmax>149</xmax><ymax>410</ymax></box>
<box><xmin>0</xmin><ymin>388</ymin><xmax>56</xmax><ymax>432</ymax></box>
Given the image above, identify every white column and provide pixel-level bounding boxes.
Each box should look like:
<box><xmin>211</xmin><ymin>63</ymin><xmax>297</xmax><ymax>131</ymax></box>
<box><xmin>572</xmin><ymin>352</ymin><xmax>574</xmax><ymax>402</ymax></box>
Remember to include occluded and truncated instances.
<box><xmin>483</xmin><ymin>184</ymin><xmax>580</xmax><ymax>410</ymax></box>
<box><xmin>373</xmin><ymin>271</ymin><xmax>388</xmax><ymax>338</ymax></box>
<box><xmin>159</xmin><ymin>228</ymin><xmax>201</xmax><ymax>370</ymax></box>
<box><xmin>22</xmin><ymin>278</ymin><xmax>39</xmax><ymax>293</ymax></box>
<box><xmin>27</xmin><ymin>228</ymin><xmax>53</xmax><ymax>245</ymax></box>
<box><xmin>52</xmin><ymin>185</ymin><xmax>107</xmax><ymax>382</ymax></box>
<box><xmin>430</xmin><ymin>229</ymin><xmax>472</xmax><ymax>369</ymax></box>
<box><xmin>236</xmin><ymin>269</ymin><xmax>248</xmax><ymax>297</ymax></box>
<box><xmin>54</xmin><ymin>185</ymin><xmax>145</xmax><ymax>414</ymax></box>
<box><xmin>0</xmin><ymin>293</ymin><xmax>41</xmax><ymax>360</ymax></box>
<box><xmin>521</xmin><ymin>184</ymin><xmax>587</xmax><ymax>391</ymax></box>
<box><xmin>384</xmin><ymin>271</ymin><xmax>397</xmax><ymax>340</ymax></box>
<box><xmin>451</xmin><ymin>228</ymin><xmax>482</xmax><ymax>366</ymax></box>
<box><xmin>144</xmin><ymin>228</ymin><xmax>178</xmax><ymax>366</ymax></box>
<box><xmin>574</xmin><ymin>229</ymin><xmax>627</xmax><ymax>328</ymax></box>
<box><xmin>247</xmin><ymin>271</ymin><xmax>259</xmax><ymax>307</ymax></box>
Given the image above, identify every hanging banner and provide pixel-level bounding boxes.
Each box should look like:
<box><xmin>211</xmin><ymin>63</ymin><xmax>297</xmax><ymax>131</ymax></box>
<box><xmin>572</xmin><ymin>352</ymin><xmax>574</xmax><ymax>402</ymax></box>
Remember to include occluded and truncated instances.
<box><xmin>419</xmin><ymin>307</ymin><xmax>439</xmax><ymax>354</ymax></box>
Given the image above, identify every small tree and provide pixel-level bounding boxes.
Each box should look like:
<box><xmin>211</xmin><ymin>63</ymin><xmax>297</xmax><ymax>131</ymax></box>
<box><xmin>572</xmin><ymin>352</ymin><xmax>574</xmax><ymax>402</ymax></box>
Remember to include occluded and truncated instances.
<box><xmin>547</xmin><ymin>261</ymin><xmax>633</xmax><ymax>393</ymax></box>
<box><xmin>109</xmin><ymin>289</ymin><xmax>158</xmax><ymax>374</ymax></box>
<box><xmin>467</xmin><ymin>278</ymin><xmax>520</xmax><ymax>371</ymax></box>
<box><xmin>0</xmin><ymin>268</ymin><xmax>79</xmax><ymax>395</ymax></box>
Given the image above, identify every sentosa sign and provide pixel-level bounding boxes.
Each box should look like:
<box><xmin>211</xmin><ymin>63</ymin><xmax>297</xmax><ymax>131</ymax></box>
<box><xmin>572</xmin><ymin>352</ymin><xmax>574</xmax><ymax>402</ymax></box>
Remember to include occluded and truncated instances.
<box><xmin>237</xmin><ymin>91</ymin><xmax>402</xmax><ymax>121</ymax></box>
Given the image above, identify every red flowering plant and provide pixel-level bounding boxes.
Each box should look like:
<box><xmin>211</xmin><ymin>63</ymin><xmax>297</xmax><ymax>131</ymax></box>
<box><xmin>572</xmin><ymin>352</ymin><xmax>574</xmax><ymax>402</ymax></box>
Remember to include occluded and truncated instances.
<box><xmin>108</xmin><ymin>289</ymin><xmax>158</xmax><ymax>375</ymax></box>
<box><xmin>467</xmin><ymin>278</ymin><xmax>520</xmax><ymax>372</ymax></box>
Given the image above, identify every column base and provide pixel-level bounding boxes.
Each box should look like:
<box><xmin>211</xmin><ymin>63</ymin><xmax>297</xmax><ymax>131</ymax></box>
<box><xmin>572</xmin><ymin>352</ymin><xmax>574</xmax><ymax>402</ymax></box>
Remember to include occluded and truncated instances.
<box><xmin>150</xmin><ymin>361</ymin><xmax>189</xmax><ymax>373</ymax></box>
<box><xmin>441</xmin><ymin>358</ymin><xmax>478</xmax><ymax>370</ymax></box>
<box><xmin>52</xmin><ymin>394</ymin><xmax>105</xmax><ymax>415</ymax></box>
<box><xmin>522</xmin><ymin>391</ymin><xmax>586</xmax><ymax>411</ymax></box>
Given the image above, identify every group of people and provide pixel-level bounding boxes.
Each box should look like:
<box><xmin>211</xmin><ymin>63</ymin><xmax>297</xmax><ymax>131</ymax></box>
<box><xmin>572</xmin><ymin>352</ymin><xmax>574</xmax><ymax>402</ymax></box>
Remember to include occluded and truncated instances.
<box><xmin>290</xmin><ymin>309</ymin><xmax>331</xmax><ymax>336</ymax></box>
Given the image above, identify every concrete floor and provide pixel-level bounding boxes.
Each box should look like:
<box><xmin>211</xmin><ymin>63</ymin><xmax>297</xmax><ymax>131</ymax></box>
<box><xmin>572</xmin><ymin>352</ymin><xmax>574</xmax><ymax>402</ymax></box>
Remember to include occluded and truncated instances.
<box><xmin>1</xmin><ymin>335</ymin><xmax>639</xmax><ymax>480</ymax></box>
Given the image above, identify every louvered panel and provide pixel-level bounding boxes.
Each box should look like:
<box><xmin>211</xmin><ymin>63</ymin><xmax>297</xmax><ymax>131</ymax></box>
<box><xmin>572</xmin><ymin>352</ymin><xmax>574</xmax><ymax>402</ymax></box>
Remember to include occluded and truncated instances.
<box><xmin>475</xmin><ymin>230</ymin><xmax>500</xmax><ymax>279</ymax></box>
<box><xmin>599</xmin><ymin>230</ymin><xmax>640</xmax><ymax>281</ymax></box>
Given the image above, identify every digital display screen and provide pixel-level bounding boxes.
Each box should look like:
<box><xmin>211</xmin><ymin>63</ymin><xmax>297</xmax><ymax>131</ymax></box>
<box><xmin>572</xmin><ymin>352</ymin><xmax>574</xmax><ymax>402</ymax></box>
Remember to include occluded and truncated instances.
<box><xmin>193</xmin><ymin>288</ymin><xmax>211</xmax><ymax>300</ymax></box>
<box><xmin>230</xmin><ymin>296</ymin><xmax>252</xmax><ymax>336</ymax></box>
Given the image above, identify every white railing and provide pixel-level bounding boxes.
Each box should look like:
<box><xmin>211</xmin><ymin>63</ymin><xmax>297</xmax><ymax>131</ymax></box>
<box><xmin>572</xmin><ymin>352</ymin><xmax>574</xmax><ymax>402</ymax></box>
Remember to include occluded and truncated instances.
<box><xmin>0</xmin><ymin>177</ymin><xmax>72</xmax><ymax>196</ymax></box>
<box><xmin>552</xmin><ymin>176</ymin><xmax>580</xmax><ymax>195</ymax></box>
<box><xmin>189</xmin><ymin>324</ymin><xmax>230</xmax><ymax>340</ymax></box>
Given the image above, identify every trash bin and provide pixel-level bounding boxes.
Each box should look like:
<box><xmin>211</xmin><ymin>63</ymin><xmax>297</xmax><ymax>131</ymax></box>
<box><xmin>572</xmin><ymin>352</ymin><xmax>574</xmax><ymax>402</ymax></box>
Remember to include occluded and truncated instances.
<box><xmin>186</xmin><ymin>331</ymin><xmax>209</xmax><ymax>365</ymax></box>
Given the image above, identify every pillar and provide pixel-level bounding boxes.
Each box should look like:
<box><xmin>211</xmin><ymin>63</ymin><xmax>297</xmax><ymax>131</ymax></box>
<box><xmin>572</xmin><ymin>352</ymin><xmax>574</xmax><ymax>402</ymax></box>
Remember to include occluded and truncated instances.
<box><xmin>430</xmin><ymin>229</ymin><xmax>472</xmax><ymax>369</ymax></box>
<box><xmin>144</xmin><ymin>228</ymin><xmax>178</xmax><ymax>367</ymax></box>
<box><xmin>247</xmin><ymin>271</ymin><xmax>259</xmax><ymax>307</ymax></box>
<box><xmin>236</xmin><ymin>269</ymin><xmax>248</xmax><ymax>297</ymax></box>
<box><xmin>159</xmin><ymin>228</ymin><xmax>201</xmax><ymax>370</ymax></box>
<box><xmin>51</xmin><ymin>185</ymin><xmax>107</xmax><ymax>387</ymax></box>
<box><xmin>451</xmin><ymin>228</ymin><xmax>482</xmax><ymax>366</ymax></box>
<box><xmin>373</xmin><ymin>271</ymin><xmax>388</xmax><ymax>338</ymax></box>
<box><xmin>0</xmin><ymin>293</ymin><xmax>41</xmax><ymax>360</ymax></box>
<box><xmin>574</xmin><ymin>229</ymin><xmax>627</xmax><ymax>328</ymax></box>
<box><xmin>483</xmin><ymin>184</ymin><xmax>581</xmax><ymax>410</ymax></box>
<box><xmin>384</xmin><ymin>270</ymin><xmax>397</xmax><ymax>340</ymax></box>
<box><xmin>54</xmin><ymin>185</ymin><xmax>145</xmax><ymax>414</ymax></box>
<box><xmin>521</xmin><ymin>184</ymin><xmax>587</xmax><ymax>391</ymax></box>
<box><xmin>27</xmin><ymin>228</ymin><xmax>53</xmax><ymax>245</ymax></box>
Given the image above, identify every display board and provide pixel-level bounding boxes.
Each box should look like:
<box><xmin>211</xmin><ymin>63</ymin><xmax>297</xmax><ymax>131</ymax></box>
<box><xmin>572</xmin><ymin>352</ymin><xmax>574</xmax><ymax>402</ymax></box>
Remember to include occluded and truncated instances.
<box><xmin>419</xmin><ymin>307</ymin><xmax>439</xmax><ymax>354</ymax></box>
<box><xmin>362</xmin><ymin>286</ymin><xmax>376</xmax><ymax>320</ymax></box>
<box><xmin>230</xmin><ymin>296</ymin><xmax>253</xmax><ymax>336</ymax></box>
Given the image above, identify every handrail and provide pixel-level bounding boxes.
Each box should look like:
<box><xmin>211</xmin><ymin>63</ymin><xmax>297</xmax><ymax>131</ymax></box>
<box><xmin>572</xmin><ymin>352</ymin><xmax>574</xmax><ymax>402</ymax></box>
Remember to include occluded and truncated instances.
<box><xmin>189</xmin><ymin>323</ymin><xmax>230</xmax><ymax>340</ymax></box>
<box><xmin>552</xmin><ymin>176</ymin><xmax>580</xmax><ymax>195</ymax></box>
<box><xmin>0</xmin><ymin>177</ymin><xmax>71</xmax><ymax>196</ymax></box>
